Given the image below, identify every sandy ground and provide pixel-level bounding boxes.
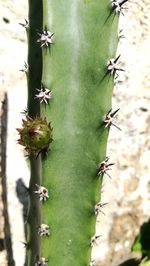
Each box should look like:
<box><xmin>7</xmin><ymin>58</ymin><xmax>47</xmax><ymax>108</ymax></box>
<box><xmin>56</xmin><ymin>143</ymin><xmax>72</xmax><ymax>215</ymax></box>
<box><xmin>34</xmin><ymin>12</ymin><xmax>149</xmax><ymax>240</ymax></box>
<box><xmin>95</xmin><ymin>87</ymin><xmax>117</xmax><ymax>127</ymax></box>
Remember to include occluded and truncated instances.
<box><xmin>0</xmin><ymin>0</ymin><xmax>150</xmax><ymax>265</ymax></box>
<box><xmin>1</xmin><ymin>1</ymin><xmax>28</xmax><ymax>265</ymax></box>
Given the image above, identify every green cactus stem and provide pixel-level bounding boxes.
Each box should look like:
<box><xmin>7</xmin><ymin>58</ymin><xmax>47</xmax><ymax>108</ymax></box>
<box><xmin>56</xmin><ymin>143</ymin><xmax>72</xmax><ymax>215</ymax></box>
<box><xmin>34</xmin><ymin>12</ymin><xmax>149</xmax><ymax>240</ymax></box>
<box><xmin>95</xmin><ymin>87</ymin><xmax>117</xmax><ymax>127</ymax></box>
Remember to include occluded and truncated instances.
<box><xmin>24</xmin><ymin>0</ymin><xmax>122</xmax><ymax>265</ymax></box>
<box><xmin>26</xmin><ymin>1</ymin><xmax>43</xmax><ymax>264</ymax></box>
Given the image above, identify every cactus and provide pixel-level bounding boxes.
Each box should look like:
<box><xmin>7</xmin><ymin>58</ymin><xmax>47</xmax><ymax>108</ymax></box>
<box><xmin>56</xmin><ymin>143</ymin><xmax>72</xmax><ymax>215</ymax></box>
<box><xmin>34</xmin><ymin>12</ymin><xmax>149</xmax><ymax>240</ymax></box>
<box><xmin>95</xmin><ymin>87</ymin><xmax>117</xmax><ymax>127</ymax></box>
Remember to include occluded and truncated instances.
<box><xmin>18</xmin><ymin>0</ymin><xmax>127</xmax><ymax>265</ymax></box>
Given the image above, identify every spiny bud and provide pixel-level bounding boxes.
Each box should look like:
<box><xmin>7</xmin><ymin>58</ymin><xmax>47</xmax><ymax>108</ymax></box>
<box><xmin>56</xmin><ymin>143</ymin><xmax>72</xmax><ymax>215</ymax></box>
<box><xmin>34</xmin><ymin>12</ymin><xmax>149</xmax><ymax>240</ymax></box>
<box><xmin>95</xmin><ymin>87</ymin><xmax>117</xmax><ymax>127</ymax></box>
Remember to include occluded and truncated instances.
<box><xmin>38</xmin><ymin>224</ymin><xmax>50</xmax><ymax>237</ymax></box>
<box><xmin>17</xmin><ymin>116</ymin><xmax>53</xmax><ymax>155</ymax></box>
<box><xmin>35</xmin><ymin>257</ymin><xmax>48</xmax><ymax>266</ymax></box>
<box><xmin>34</xmin><ymin>185</ymin><xmax>49</xmax><ymax>201</ymax></box>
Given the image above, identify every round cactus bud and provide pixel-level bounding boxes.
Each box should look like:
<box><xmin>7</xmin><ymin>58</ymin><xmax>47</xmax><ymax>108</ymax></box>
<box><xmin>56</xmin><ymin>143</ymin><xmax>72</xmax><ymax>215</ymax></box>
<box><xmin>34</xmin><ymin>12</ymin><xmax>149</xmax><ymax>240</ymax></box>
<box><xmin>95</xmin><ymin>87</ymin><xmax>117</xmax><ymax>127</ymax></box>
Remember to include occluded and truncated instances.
<box><xmin>17</xmin><ymin>116</ymin><xmax>53</xmax><ymax>155</ymax></box>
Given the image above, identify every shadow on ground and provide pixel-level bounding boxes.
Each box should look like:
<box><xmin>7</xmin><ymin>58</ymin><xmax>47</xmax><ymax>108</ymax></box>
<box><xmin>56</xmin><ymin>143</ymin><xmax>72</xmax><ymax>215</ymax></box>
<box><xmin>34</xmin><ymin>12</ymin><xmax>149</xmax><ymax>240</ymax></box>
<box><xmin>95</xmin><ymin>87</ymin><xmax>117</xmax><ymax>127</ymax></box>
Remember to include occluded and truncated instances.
<box><xmin>16</xmin><ymin>178</ymin><xmax>29</xmax><ymax>266</ymax></box>
<box><xmin>118</xmin><ymin>219</ymin><xmax>150</xmax><ymax>266</ymax></box>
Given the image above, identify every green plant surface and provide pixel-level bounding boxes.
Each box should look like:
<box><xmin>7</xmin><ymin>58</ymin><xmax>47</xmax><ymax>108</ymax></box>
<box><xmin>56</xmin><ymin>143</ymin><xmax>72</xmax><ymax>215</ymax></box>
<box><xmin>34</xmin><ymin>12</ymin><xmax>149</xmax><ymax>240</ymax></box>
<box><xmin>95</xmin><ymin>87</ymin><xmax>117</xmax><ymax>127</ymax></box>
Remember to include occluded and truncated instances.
<box><xmin>27</xmin><ymin>0</ymin><xmax>43</xmax><ymax>264</ymax></box>
<box><xmin>132</xmin><ymin>219</ymin><xmax>150</xmax><ymax>261</ymax></box>
<box><xmin>132</xmin><ymin>234</ymin><xmax>143</xmax><ymax>253</ymax></box>
<box><xmin>40</xmin><ymin>1</ymin><xmax>118</xmax><ymax>265</ymax></box>
<box><xmin>140</xmin><ymin>261</ymin><xmax>150</xmax><ymax>266</ymax></box>
<box><xmin>24</xmin><ymin>0</ymin><xmax>121</xmax><ymax>265</ymax></box>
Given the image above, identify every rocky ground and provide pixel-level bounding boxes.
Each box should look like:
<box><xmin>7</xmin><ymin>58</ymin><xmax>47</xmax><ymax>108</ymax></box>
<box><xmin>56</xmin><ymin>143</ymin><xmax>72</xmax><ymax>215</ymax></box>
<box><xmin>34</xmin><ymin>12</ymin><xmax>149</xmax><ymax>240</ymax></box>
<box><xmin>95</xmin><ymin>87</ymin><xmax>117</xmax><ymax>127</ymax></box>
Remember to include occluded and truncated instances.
<box><xmin>0</xmin><ymin>0</ymin><xmax>150</xmax><ymax>265</ymax></box>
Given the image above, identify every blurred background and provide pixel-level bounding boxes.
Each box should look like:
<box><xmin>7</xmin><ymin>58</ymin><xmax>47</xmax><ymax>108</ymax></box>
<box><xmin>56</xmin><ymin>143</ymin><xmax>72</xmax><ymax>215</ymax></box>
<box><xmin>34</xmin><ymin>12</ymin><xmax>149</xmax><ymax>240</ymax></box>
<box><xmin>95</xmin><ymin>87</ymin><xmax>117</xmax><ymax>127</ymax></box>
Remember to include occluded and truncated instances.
<box><xmin>0</xmin><ymin>0</ymin><xmax>150</xmax><ymax>265</ymax></box>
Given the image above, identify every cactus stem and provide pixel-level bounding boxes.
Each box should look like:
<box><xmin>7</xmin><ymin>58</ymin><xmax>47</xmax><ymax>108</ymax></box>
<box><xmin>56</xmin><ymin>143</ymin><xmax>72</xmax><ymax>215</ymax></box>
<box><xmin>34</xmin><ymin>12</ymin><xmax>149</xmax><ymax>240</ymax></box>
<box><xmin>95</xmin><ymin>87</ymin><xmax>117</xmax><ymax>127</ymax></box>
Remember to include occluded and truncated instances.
<box><xmin>95</xmin><ymin>202</ymin><xmax>108</xmax><ymax>216</ymax></box>
<box><xmin>26</xmin><ymin>1</ymin><xmax>120</xmax><ymax>264</ymax></box>
<box><xmin>98</xmin><ymin>157</ymin><xmax>115</xmax><ymax>179</ymax></box>
<box><xmin>103</xmin><ymin>108</ymin><xmax>121</xmax><ymax>130</ymax></box>
<box><xmin>34</xmin><ymin>184</ymin><xmax>49</xmax><ymax>201</ymax></box>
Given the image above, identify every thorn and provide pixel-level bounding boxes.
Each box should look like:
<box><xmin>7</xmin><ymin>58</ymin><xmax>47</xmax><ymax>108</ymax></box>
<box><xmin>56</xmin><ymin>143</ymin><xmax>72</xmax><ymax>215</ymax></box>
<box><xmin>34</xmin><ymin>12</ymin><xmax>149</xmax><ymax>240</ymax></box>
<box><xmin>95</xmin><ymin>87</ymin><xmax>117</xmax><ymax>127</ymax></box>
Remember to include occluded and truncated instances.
<box><xmin>98</xmin><ymin>157</ymin><xmax>115</xmax><ymax>179</ymax></box>
<box><xmin>103</xmin><ymin>108</ymin><xmax>121</xmax><ymax>130</ymax></box>
<box><xmin>114</xmin><ymin>54</ymin><xmax>121</xmax><ymax>63</ymax></box>
<box><xmin>36</xmin><ymin>146</ymin><xmax>50</xmax><ymax>159</ymax></box>
<box><xmin>91</xmin><ymin>235</ymin><xmax>102</xmax><ymax>247</ymax></box>
<box><xmin>19</xmin><ymin>19</ymin><xmax>29</xmax><ymax>29</ymax></box>
<box><xmin>41</xmin><ymin>145</ymin><xmax>52</xmax><ymax>159</ymax></box>
<box><xmin>20</xmin><ymin>241</ymin><xmax>30</xmax><ymax>250</ymax></box>
<box><xmin>89</xmin><ymin>260</ymin><xmax>97</xmax><ymax>266</ymax></box>
<box><xmin>111</xmin><ymin>108</ymin><xmax>120</xmax><ymax>117</ymax></box>
<box><xmin>111</xmin><ymin>0</ymin><xmax>128</xmax><ymax>15</ymax></box>
<box><xmin>95</xmin><ymin>202</ymin><xmax>108</xmax><ymax>215</ymax></box>
<box><xmin>35</xmin><ymin>83</ymin><xmax>52</xmax><ymax>104</ymax></box>
<box><xmin>36</xmin><ymin>150</ymin><xmax>42</xmax><ymax>159</ymax></box>
<box><xmin>34</xmin><ymin>184</ymin><xmax>49</xmax><ymax>201</ymax></box>
<box><xmin>24</xmin><ymin>153</ymin><xmax>30</xmax><ymax>159</ymax></box>
<box><xmin>120</xmin><ymin>0</ymin><xmax>128</xmax><ymax>5</ymax></box>
<box><xmin>38</xmin><ymin>224</ymin><xmax>50</xmax><ymax>237</ymax></box>
<box><xmin>20</xmin><ymin>107</ymin><xmax>28</xmax><ymax>116</ymax></box>
<box><xmin>37</xmin><ymin>28</ymin><xmax>54</xmax><ymax>48</ymax></box>
<box><xmin>107</xmin><ymin>55</ymin><xmax>124</xmax><ymax>77</ymax></box>
<box><xmin>20</xmin><ymin>62</ymin><xmax>28</xmax><ymax>73</ymax></box>
<box><xmin>118</xmin><ymin>29</ymin><xmax>125</xmax><ymax>40</ymax></box>
<box><xmin>35</xmin><ymin>257</ymin><xmax>48</xmax><ymax>266</ymax></box>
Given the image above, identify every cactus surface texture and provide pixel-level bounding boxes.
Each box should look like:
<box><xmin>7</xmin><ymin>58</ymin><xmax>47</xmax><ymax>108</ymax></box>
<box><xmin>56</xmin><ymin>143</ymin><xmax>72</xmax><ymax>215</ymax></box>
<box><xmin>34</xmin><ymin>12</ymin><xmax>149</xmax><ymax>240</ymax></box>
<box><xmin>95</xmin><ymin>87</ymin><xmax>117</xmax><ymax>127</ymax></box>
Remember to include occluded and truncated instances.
<box><xmin>18</xmin><ymin>0</ymin><xmax>123</xmax><ymax>265</ymax></box>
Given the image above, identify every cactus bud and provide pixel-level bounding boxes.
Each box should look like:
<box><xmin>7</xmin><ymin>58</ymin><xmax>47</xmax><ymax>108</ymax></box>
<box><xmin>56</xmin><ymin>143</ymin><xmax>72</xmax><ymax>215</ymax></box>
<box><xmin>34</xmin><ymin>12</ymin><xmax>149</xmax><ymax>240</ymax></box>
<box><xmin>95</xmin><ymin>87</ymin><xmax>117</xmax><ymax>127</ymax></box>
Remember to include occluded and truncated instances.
<box><xmin>17</xmin><ymin>116</ymin><xmax>53</xmax><ymax>155</ymax></box>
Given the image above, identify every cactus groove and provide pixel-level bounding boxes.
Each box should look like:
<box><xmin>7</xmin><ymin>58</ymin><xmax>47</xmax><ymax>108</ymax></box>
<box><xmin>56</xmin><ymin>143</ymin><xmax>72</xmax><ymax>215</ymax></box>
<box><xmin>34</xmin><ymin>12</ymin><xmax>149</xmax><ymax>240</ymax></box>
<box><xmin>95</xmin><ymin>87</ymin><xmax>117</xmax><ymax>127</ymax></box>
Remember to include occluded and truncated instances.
<box><xmin>26</xmin><ymin>0</ymin><xmax>120</xmax><ymax>265</ymax></box>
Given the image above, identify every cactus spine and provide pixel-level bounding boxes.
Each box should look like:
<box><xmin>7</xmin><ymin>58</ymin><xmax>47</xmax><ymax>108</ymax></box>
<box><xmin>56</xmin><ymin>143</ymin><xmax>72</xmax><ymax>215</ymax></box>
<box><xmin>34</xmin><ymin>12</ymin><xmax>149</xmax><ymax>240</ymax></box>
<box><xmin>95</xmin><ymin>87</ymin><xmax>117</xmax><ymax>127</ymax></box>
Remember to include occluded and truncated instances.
<box><xmin>18</xmin><ymin>0</ymin><xmax>125</xmax><ymax>265</ymax></box>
